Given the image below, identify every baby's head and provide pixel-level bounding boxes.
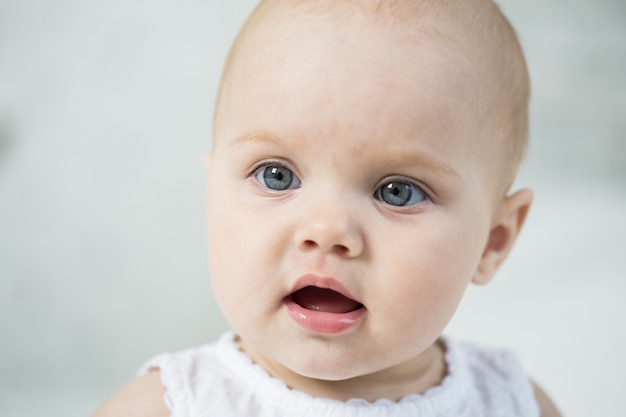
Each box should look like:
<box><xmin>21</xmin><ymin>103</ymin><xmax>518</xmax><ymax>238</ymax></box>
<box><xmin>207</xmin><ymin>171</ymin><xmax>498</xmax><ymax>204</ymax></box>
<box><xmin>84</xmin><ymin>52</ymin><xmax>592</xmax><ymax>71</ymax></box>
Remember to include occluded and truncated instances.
<box><xmin>206</xmin><ymin>0</ymin><xmax>532</xmax><ymax>400</ymax></box>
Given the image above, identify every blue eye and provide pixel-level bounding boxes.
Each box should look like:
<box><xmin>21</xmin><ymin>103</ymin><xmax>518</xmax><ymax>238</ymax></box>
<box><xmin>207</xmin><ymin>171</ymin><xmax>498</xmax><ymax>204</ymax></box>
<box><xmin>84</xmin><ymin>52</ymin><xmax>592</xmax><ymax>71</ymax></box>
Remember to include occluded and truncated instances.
<box><xmin>255</xmin><ymin>164</ymin><xmax>301</xmax><ymax>191</ymax></box>
<box><xmin>375</xmin><ymin>181</ymin><xmax>426</xmax><ymax>206</ymax></box>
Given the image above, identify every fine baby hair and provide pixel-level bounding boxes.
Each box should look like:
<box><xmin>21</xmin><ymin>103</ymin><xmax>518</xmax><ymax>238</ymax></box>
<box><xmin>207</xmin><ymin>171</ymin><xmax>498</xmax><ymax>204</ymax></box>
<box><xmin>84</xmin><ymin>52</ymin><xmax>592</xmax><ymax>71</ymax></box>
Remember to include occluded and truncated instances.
<box><xmin>94</xmin><ymin>1</ymin><xmax>561</xmax><ymax>416</ymax></box>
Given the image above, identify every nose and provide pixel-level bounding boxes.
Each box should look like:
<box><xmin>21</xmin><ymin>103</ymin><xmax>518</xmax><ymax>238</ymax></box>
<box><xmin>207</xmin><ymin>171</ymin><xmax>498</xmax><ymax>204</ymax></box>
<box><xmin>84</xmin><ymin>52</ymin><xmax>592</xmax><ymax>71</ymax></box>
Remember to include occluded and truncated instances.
<box><xmin>293</xmin><ymin>198</ymin><xmax>365</xmax><ymax>258</ymax></box>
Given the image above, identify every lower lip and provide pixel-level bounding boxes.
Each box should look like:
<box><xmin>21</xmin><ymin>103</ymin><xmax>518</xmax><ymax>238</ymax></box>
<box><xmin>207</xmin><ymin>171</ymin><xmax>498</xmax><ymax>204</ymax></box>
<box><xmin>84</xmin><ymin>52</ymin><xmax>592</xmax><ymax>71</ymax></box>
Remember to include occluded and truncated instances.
<box><xmin>284</xmin><ymin>298</ymin><xmax>366</xmax><ymax>334</ymax></box>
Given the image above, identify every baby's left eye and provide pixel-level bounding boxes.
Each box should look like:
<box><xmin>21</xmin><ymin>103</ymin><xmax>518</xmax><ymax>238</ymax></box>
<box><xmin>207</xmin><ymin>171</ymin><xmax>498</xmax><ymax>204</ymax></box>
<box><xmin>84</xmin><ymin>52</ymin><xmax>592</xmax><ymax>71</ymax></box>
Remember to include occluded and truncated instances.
<box><xmin>375</xmin><ymin>181</ymin><xmax>427</xmax><ymax>207</ymax></box>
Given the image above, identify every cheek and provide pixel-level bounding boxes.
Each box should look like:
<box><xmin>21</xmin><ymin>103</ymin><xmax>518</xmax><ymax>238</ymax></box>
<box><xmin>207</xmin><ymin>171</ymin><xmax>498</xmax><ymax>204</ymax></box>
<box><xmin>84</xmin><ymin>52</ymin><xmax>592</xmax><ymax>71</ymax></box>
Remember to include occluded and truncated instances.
<box><xmin>206</xmin><ymin>177</ymin><xmax>289</xmax><ymax>309</ymax></box>
<box><xmin>383</xmin><ymin>217</ymin><xmax>488</xmax><ymax>326</ymax></box>
<box><xmin>206</xmin><ymin>168</ymin><xmax>257</xmax><ymax>262</ymax></box>
<box><xmin>207</xmin><ymin>201</ymin><xmax>262</xmax><ymax>332</ymax></box>
<box><xmin>422</xmin><ymin>219</ymin><xmax>487</xmax><ymax>289</ymax></box>
<box><xmin>206</xmin><ymin>176</ymin><xmax>251</xmax><ymax>297</ymax></box>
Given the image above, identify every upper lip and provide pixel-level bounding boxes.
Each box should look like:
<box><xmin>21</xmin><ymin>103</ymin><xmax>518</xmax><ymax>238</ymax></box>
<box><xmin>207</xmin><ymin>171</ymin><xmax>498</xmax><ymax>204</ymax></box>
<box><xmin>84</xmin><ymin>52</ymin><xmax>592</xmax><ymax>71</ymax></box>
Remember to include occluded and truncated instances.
<box><xmin>288</xmin><ymin>273</ymin><xmax>361</xmax><ymax>303</ymax></box>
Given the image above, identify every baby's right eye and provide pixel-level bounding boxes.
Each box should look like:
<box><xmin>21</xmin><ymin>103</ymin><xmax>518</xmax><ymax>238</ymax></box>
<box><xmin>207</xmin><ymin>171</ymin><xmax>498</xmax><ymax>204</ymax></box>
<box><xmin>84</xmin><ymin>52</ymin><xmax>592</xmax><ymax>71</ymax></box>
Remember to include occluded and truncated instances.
<box><xmin>254</xmin><ymin>164</ymin><xmax>301</xmax><ymax>191</ymax></box>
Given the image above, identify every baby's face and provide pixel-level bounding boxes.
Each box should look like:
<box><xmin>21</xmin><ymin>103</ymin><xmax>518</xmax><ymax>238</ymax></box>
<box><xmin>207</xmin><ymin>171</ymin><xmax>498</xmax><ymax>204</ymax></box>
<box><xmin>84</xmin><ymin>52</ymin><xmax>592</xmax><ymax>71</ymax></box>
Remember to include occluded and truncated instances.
<box><xmin>207</xmin><ymin>10</ymin><xmax>501</xmax><ymax>391</ymax></box>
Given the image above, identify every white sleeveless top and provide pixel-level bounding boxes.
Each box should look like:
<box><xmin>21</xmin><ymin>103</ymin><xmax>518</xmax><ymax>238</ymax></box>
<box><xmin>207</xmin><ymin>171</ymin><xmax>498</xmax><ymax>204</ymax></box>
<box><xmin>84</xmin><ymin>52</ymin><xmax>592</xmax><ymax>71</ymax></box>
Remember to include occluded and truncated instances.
<box><xmin>138</xmin><ymin>332</ymin><xmax>539</xmax><ymax>417</ymax></box>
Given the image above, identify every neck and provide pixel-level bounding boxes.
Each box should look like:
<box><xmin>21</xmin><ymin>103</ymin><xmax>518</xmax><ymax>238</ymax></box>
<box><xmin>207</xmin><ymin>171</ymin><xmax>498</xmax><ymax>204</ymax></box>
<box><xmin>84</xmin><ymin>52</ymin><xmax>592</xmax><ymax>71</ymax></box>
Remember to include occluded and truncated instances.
<box><xmin>240</xmin><ymin>338</ymin><xmax>447</xmax><ymax>402</ymax></box>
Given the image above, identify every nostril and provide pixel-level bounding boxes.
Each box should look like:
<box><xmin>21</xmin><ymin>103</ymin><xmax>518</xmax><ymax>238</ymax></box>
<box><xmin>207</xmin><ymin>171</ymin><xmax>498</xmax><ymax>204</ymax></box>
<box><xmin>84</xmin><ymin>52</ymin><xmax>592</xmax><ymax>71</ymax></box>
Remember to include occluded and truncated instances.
<box><xmin>301</xmin><ymin>240</ymin><xmax>318</xmax><ymax>250</ymax></box>
<box><xmin>294</xmin><ymin>220</ymin><xmax>363</xmax><ymax>258</ymax></box>
<box><xmin>300</xmin><ymin>239</ymin><xmax>348</xmax><ymax>254</ymax></box>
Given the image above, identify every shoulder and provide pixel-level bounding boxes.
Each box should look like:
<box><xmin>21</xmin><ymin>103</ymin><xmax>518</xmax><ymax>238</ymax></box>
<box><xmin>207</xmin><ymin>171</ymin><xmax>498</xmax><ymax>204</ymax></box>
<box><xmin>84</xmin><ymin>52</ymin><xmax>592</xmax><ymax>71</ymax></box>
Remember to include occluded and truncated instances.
<box><xmin>91</xmin><ymin>371</ymin><xmax>169</xmax><ymax>417</ymax></box>
<box><xmin>532</xmin><ymin>381</ymin><xmax>563</xmax><ymax>417</ymax></box>
<box><xmin>451</xmin><ymin>340</ymin><xmax>555</xmax><ymax>416</ymax></box>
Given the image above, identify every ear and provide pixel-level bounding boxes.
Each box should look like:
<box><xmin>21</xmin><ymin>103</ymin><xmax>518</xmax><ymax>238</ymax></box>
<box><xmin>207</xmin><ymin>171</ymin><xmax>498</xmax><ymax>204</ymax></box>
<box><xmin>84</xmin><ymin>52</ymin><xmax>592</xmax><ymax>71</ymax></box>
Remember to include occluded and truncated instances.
<box><xmin>472</xmin><ymin>188</ymin><xmax>533</xmax><ymax>285</ymax></box>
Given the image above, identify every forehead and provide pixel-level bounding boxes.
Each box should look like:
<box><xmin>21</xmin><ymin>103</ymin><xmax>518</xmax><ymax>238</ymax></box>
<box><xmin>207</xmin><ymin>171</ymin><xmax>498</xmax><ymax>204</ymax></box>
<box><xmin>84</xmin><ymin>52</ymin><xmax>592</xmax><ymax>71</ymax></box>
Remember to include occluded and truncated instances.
<box><xmin>216</xmin><ymin>10</ymin><xmax>475</xmax><ymax>147</ymax></box>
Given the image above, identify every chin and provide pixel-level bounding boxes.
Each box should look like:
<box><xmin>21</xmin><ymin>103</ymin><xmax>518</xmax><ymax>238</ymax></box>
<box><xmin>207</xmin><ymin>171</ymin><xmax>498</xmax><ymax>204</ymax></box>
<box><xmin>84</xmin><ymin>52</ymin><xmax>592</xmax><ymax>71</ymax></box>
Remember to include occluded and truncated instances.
<box><xmin>287</xmin><ymin>358</ymin><xmax>370</xmax><ymax>382</ymax></box>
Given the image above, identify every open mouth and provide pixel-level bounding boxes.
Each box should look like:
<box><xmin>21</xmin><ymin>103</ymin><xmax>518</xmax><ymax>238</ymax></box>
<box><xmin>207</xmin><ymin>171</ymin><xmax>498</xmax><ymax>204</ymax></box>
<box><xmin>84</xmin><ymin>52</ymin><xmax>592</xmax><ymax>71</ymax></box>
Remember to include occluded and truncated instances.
<box><xmin>290</xmin><ymin>286</ymin><xmax>364</xmax><ymax>314</ymax></box>
<box><xmin>284</xmin><ymin>275</ymin><xmax>367</xmax><ymax>333</ymax></box>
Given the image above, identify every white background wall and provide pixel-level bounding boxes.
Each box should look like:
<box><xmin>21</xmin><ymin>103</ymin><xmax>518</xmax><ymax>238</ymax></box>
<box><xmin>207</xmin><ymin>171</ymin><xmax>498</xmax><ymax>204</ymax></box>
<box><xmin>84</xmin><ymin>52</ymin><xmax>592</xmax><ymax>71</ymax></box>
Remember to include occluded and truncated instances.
<box><xmin>0</xmin><ymin>1</ymin><xmax>624</xmax><ymax>416</ymax></box>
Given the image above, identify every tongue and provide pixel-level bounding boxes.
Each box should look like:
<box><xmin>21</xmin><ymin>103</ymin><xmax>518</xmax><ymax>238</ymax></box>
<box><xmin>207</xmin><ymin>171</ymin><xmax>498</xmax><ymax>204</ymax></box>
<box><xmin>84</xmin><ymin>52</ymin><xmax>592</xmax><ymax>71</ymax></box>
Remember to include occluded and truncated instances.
<box><xmin>291</xmin><ymin>286</ymin><xmax>362</xmax><ymax>313</ymax></box>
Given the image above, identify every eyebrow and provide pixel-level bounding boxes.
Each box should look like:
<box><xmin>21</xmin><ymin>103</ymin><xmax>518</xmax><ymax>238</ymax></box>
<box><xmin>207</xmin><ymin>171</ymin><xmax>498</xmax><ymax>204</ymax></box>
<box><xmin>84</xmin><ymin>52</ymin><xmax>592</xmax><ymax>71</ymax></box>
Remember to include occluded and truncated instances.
<box><xmin>385</xmin><ymin>147</ymin><xmax>461</xmax><ymax>179</ymax></box>
<box><xmin>229</xmin><ymin>131</ymin><xmax>460</xmax><ymax>178</ymax></box>
<box><xmin>229</xmin><ymin>131</ymin><xmax>285</xmax><ymax>147</ymax></box>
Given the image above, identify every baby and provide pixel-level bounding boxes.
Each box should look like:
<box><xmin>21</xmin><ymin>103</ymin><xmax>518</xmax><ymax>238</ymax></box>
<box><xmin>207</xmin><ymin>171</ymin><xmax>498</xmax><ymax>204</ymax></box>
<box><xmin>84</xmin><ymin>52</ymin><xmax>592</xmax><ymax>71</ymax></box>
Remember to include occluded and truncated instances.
<box><xmin>94</xmin><ymin>0</ymin><xmax>562</xmax><ymax>416</ymax></box>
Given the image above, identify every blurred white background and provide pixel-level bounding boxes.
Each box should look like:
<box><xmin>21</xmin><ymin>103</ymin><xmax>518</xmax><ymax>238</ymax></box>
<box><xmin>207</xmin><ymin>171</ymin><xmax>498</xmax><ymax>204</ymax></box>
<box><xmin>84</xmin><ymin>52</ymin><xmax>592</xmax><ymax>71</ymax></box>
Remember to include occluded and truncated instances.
<box><xmin>0</xmin><ymin>1</ymin><xmax>624</xmax><ymax>416</ymax></box>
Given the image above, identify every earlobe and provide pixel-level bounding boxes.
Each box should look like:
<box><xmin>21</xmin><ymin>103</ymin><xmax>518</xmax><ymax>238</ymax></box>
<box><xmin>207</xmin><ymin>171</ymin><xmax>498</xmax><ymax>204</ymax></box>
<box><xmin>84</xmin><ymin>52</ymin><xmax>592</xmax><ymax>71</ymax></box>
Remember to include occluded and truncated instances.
<box><xmin>472</xmin><ymin>188</ymin><xmax>533</xmax><ymax>285</ymax></box>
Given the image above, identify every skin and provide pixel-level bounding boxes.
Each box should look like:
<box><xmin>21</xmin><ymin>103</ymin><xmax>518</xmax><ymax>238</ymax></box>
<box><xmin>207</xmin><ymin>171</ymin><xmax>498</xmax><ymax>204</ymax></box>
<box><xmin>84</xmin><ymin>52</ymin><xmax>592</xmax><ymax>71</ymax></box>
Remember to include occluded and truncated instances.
<box><xmin>92</xmin><ymin>2</ymin><xmax>562</xmax><ymax>416</ymax></box>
